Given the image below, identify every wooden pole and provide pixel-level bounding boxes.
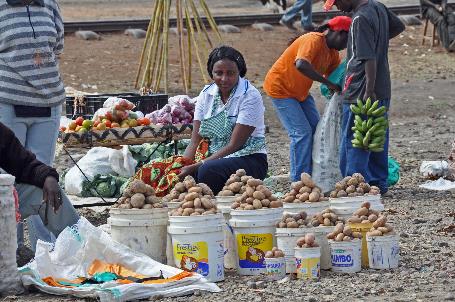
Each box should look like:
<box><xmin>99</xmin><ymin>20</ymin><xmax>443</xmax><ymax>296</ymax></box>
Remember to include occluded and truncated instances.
<box><xmin>177</xmin><ymin>0</ymin><xmax>188</xmax><ymax>94</ymax></box>
<box><xmin>200</xmin><ymin>0</ymin><xmax>222</xmax><ymax>42</ymax></box>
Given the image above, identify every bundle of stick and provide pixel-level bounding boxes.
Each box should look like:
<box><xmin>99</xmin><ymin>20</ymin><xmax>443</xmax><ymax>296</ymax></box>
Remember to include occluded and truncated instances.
<box><xmin>135</xmin><ymin>0</ymin><xmax>222</xmax><ymax>94</ymax></box>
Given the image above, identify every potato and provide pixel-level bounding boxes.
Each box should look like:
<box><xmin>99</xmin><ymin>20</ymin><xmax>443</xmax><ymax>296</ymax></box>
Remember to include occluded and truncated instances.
<box><xmin>270</xmin><ymin>200</ymin><xmax>283</xmax><ymax>208</ymax></box>
<box><xmin>304</xmin><ymin>233</ymin><xmax>315</xmax><ymax>246</ymax></box>
<box><xmin>235</xmin><ymin>169</ymin><xmax>247</xmax><ymax>177</ymax></box>
<box><xmin>329</xmin><ymin>191</ymin><xmax>338</xmax><ymax>198</ymax></box>
<box><xmin>274</xmin><ymin>250</ymin><xmax>285</xmax><ymax>258</ymax></box>
<box><xmin>183</xmin><ymin>208</ymin><xmax>195</xmax><ymax>216</ymax></box>
<box><xmin>219</xmin><ymin>190</ymin><xmax>234</xmax><ymax>196</ymax></box>
<box><xmin>228</xmin><ymin>182</ymin><xmax>243</xmax><ymax>193</ymax></box>
<box><xmin>245</xmin><ymin>197</ymin><xmax>254</xmax><ymax>204</ymax></box>
<box><xmin>142</xmin><ymin>204</ymin><xmax>153</xmax><ymax>209</ymax></box>
<box><xmin>119</xmin><ymin>203</ymin><xmax>132</xmax><ymax>209</ymax></box>
<box><xmin>291</xmin><ymin>181</ymin><xmax>304</xmax><ymax>191</ymax></box>
<box><xmin>287</xmin><ymin>221</ymin><xmax>299</xmax><ymax>228</ymax></box>
<box><xmin>377</xmin><ymin>227</ymin><xmax>389</xmax><ymax>234</ymax></box>
<box><xmin>322</xmin><ymin>213</ymin><xmax>332</xmax><ymax>219</ymax></box>
<box><xmin>265</xmin><ymin>251</ymin><xmax>274</xmax><ymax>258</ymax></box>
<box><xmin>334</xmin><ymin>223</ymin><xmax>344</xmax><ymax>234</ymax></box>
<box><xmin>240</xmin><ymin>175</ymin><xmax>252</xmax><ymax>183</ymax></box>
<box><xmin>182</xmin><ymin>201</ymin><xmax>194</xmax><ymax>209</ymax></box>
<box><xmin>145</xmin><ymin>196</ymin><xmax>161</xmax><ymax>204</ymax></box>
<box><xmin>296</xmin><ymin>192</ymin><xmax>308</xmax><ymax>202</ymax></box>
<box><xmin>188</xmin><ymin>187</ymin><xmax>202</xmax><ymax>194</ymax></box>
<box><xmin>193</xmin><ymin>198</ymin><xmax>202</xmax><ymax>208</ymax></box>
<box><xmin>345</xmin><ymin>185</ymin><xmax>355</xmax><ymax>194</ymax></box>
<box><xmin>327</xmin><ymin>232</ymin><xmax>336</xmax><ymax>240</ymax></box>
<box><xmin>244</xmin><ymin>204</ymin><xmax>255</xmax><ymax>210</ymax></box>
<box><xmin>385</xmin><ymin>224</ymin><xmax>394</xmax><ymax>232</ymax></box>
<box><xmin>296</xmin><ymin>237</ymin><xmax>306</xmax><ymax>247</ymax></box>
<box><xmin>343</xmin><ymin>236</ymin><xmax>352</xmax><ymax>242</ymax></box>
<box><xmin>195</xmin><ymin>208</ymin><xmax>205</xmax><ymax>214</ymax></box>
<box><xmin>335</xmin><ymin>182</ymin><xmax>345</xmax><ymax>191</ymax></box>
<box><xmin>306</xmin><ymin>192</ymin><xmax>318</xmax><ymax>203</ymax></box>
<box><xmin>201</xmin><ymin>198</ymin><xmax>214</xmax><ymax>209</ymax></box>
<box><xmin>373</xmin><ymin>216</ymin><xmax>387</xmax><ymax>228</ymax></box>
<box><xmin>253</xmin><ymin>191</ymin><xmax>266</xmax><ymax>200</ymax></box>
<box><xmin>284</xmin><ymin>195</ymin><xmax>295</xmax><ymax>203</ymax></box>
<box><xmin>130</xmin><ymin>193</ymin><xmax>145</xmax><ymax>208</ymax></box>
<box><xmin>261</xmin><ymin>199</ymin><xmax>271</xmax><ymax>207</ymax></box>
<box><xmin>253</xmin><ymin>199</ymin><xmax>263</xmax><ymax>209</ymax></box>
<box><xmin>368</xmin><ymin>230</ymin><xmax>383</xmax><ymax>237</ymax></box>
<box><xmin>354</xmin><ymin>207</ymin><xmax>369</xmax><ymax>217</ymax></box>
<box><xmin>343</xmin><ymin>226</ymin><xmax>353</xmax><ymax>236</ymax></box>
<box><xmin>245</xmin><ymin>186</ymin><xmax>255</xmax><ymax>197</ymax></box>
<box><xmin>178</xmin><ymin>192</ymin><xmax>187</xmax><ymax>201</ymax></box>
<box><xmin>335</xmin><ymin>233</ymin><xmax>345</xmax><ymax>241</ymax></box>
<box><xmin>336</xmin><ymin>190</ymin><xmax>348</xmax><ymax>198</ymax></box>
<box><xmin>225</xmin><ymin>177</ymin><xmax>236</xmax><ymax>186</ymax></box>
<box><xmin>347</xmin><ymin>177</ymin><xmax>359</xmax><ymax>187</ymax></box>
<box><xmin>231</xmin><ymin>202</ymin><xmax>240</xmax><ymax>209</ymax></box>
<box><xmin>269</xmin><ymin>195</ymin><xmax>278</xmax><ymax>202</ymax></box>
<box><xmin>285</xmin><ymin>217</ymin><xmax>295</xmax><ymax>224</ymax></box>
<box><xmin>368</xmin><ymin>214</ymin><xmax>378</xmax><ymax>222</ymax></box>
<box><xmin>202</xmin><ymin>210</ymin><xmax>216</xmax><ymax>215</ymax></box>
<box><xmin>183</xmin><ymin>176</ymin><xmax>197</xmax><ymax>189</ymax></box>
<box><xmin>278</xmin><ymin>222</ymin><xmax>287</xmax><ymax>228</ymax></box>
<box><xmin>130</xmin><ymin>180</ymin><xmax>148</xmax><ymax>194</ymax></box>
<box><xmin>300</xmin><ymin>173</ymin><xmax>314</xmax><ymax>188</ymax></box>
<box><xmin>315</xmin><ymin>214</ymin><xmax>324</xmax><ymax>224</ymax></box>
<box><xmin>361</xmin><ymin>201</ymin><xmax>371</xmax><ymax>209</ymax></box>
<box><xmin>299</xmin><ymin>186</ymin><xmax>312</xmax><ymax>194</ymax></box>
<box><xmin>247</xmin><ymin>179</ymin><xmax>263</xmax><ymax>187</ymax></box>
<box><xmin>361</xmin><ymin>220</ymin><xmax>371</xmax><ymax>224</ymax></box>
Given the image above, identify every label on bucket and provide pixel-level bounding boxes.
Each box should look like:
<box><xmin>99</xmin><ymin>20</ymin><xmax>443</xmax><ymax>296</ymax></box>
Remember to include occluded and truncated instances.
<box><xmin>331</xmin><ymin>248</ymin><xmax>355</xmax><ymax>268</ymax></box>
<box><xmin>236</xmin><ymin>233</ymin><xmax>273</xmax><ymax>270</ymax></box>
<box><xmin>296</xmin><ymin>257</ymin><xmax>320</xmax><ymax>280</ymax></box>
<box><xmin>174</xmin><ymin>242</ymin><xmax>209</xmax><ymax>277</ymax></box>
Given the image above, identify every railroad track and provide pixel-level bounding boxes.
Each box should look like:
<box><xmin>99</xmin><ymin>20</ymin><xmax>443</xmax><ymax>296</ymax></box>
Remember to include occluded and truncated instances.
<box><xmin>64</xmin><ymin>4</ymin><xmax>426</xmax><ymax>33</ymax></box>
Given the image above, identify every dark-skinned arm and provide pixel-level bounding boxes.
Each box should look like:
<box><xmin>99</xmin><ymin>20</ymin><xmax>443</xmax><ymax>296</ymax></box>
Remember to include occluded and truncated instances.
<box><xmin>387</xmin><ymin>9</ymin><xmax>406</xmax><ymax>39</ymax></box>
<box><xmin>363</xmin><ymin>60</ymin><xmax>377</xmax><ymax>101</ymax></box>
<box><xmin>296</xmin><ymin>59</ymin><xmax>341</xmax><ymax>92</ymax></box>
<box><xmin>182</xmin><ymin>120</ymin><xmax>202</xmax><ymax>160</ymax></box>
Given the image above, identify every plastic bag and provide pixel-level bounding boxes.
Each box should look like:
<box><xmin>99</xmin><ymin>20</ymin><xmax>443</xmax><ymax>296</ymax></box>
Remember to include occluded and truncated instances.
<box><xmin>20</xmin><ymin>217</ymin><xmax>221</xmax><ymax>302</ymax></box>
<box><xmin>419</xmin><ymin>161</ymin><xmax>449</xmax><ymax>179</ymax></box>
<box><xmin>387</xmin><ymin>156</ymin><xmax>400</xmax><ymax>187</ymax></box>
<box><xmin>103</xmin><ymin>97</ymin><xmax>135</xmax><ymax>110</ymax></box>
<box><xmin>312</xmin><ymin>93</ymin><xmax>343</xmax><ymax>193</ymax></box>
<box><xmin>320</xmin><ymin>60</ymin><xmax>347</xmax><ymax>101</ymax></box>
<box><xmin>109</xmin><ymin>145</ymin><xmax>138</xmax><ymax>177</ymax></box>
<box><xmin>419</xmin><ymin>178</ymin><xmax>455</xmax><ymax>191</ymax></box>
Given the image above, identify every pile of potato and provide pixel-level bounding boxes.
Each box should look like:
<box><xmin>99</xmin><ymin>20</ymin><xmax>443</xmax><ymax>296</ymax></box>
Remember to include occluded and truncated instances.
<box><xmin>327</xmin><ymin>223</ymin><xmax>362</xmax><ymax>242</ymax></box>
<box><xmin>230</xmin><ymin>178</ymin><xmax>283</xmax><ymax>210</ymax></box>
<box><xmin>296</xmin><ymin>234</ymin><xmax>319</xmax><ymax>248</ymax></box>
<box><xmin>309</xmin><ymin>209</ymin><xmax>345</xmax><ymax>227</ymax></box>
<box><xmin>265</xmin><ymin>247</ymin><xmax>285</xmax><ymax>258</ymax></box>
<box><xmin>367</xmin><ymin>215</ymin><xmax>395</xmax><ymax>236</ymax></box>
<box><xmin>217</xmin><ymin>169</ymin><xmax>252</xmax><ymax>196</ymax></box>
<box><xmin>276</xmin><ymin>211</ymin><xmax>308</xmax><ymax>228</ymax></box>
<box><xmin>168</xmin><ymin>176</ymin><xmax>218</xmax><ymax>216</ymax></box>
<box><xmin>281</xmin><ymin>173</ymin><xmax>329</xmax><ymax>203</ymax></box>
<box><xmin>347</xmin><ymin>202</ymin><xmax>381</xmax><ymax>224</ymax></box>
<box><xmin>112</xmin><ymin>179</ymin><xmax>165</xmax><ymax>209</ymax></box>
<box><xmin>329</xmin><ymin>173</ymin><xmax>381</xmax><ymax>198</ymax></box>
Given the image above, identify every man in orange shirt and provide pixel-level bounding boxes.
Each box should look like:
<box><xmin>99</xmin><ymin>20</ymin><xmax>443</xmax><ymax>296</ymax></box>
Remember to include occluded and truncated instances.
<box><xmin>264</xmin><ymin>16</ymin><xmax>351</xmax><ymax>181</ymax></box>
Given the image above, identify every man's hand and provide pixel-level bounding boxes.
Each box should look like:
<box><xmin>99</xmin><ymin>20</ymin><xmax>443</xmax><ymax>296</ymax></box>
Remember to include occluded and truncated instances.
<box><xmin>177</xmin><ymin>164</ymin><xmax>200</xmax><ymax>181</ymax></box>
<box><xmin>43</xmin><ymin>176</ymin><xmax>62</xmax><ymax>213</ymax></box>
<box><xmin>363</xmin><ymin>90</ymin><xmax>377</xmax><ymax>102</ymax></box>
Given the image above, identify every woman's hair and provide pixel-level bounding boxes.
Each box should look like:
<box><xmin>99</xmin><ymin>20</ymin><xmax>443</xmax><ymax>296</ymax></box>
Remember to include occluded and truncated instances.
<box><xmin>287</xmin><ymin>23</ymin><xmax>333</xmax><ymax>46</ymax></box>
<box><xmin>207</xmin><ymin>46</ymin><xmax>247</xmax><ymax>78</ymax></box>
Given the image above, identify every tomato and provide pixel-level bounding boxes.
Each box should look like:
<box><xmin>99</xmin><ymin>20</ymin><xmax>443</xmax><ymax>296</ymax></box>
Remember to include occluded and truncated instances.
<box><xmin>111</xmin><ymin>122</ymin><xmax>120</xmax><ymax>128</ymax></box>
<box><xmin>141</xmin><ymin>117</ymin><xmax>151</xmax><ymax>126</ymax></box>
<box><xmin>93</xmin><ymin>120</ymin><xmax>100</xmax><ymax>128</ymax></box>
<box><xmin>75</xmin><ymin>116</ymin><xmax>84</xmax><ymax>126</ymax></box>
<box><xmin>104</xmin><ymin>119</ymin><xmax>112</xmax><ymax>128</ymax></box>
<box><xmin>59</xmin><ymin>126</ymin><xmax>66</xmax><ymax>132</ymax></box>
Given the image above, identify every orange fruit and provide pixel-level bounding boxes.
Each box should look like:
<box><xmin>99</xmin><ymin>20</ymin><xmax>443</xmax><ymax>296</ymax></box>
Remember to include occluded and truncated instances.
<box><xmin>111</xmin><ymin>122</ymin><xmax>120</xmax><ymax>128</ymax></box>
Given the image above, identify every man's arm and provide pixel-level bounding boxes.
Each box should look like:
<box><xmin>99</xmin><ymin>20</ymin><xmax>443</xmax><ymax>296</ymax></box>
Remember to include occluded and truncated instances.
<box><xmin>296</xmin><ymin>59</ymin><xmax>341</xmax><ymax>92</ymax></box>
<box><xmin>0</xmin><ymin>123</ymin><xmax>59</xmax><ymax>188</ymax></box>
<box><xmin>387</xmin><ymin>9</ymin><xmax>406</xmax><ymax>39</ymax></box>
<box><xmin>364</xmin><ymin>60</ymin><xmax>377</xmax><ymax>101</ymax></box>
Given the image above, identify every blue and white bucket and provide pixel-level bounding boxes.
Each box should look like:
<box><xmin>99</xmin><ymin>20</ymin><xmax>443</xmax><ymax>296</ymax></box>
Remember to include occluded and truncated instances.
<box><xmin>329</xmin><ymin>239</ymin><xmax>362</xmax><ymax>273</ymax></box>
<box><xmin>366</xmin><ymin>235</ymin><xmax>400</xmax><ymax>269</ymax></box>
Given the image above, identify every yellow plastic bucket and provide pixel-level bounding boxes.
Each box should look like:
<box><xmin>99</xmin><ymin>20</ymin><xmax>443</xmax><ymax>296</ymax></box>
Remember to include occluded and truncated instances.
<box><xmin>348</xmin><ymin>222</ymin><xmax>373</xmax><ymax>268</ymax></box>
<box><xmin>294</xmin><ymin>247</ymin><xmax>321</xmax><ymax>280</ymax></box>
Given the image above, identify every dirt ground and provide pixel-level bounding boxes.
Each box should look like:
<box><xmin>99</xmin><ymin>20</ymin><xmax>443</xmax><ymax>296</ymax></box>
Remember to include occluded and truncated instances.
<box><xmin>4</xmin><ymin>5</ymin><xmax>455</xmax><ymax>302</ymax></box>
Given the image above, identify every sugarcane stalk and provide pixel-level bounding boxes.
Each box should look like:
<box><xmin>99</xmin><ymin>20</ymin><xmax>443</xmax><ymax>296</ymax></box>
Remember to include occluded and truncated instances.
<box><xmin>189</xmin><ymin>0</ymin><xmax>213</xmax><ymax>48</ymax></box>
<box><xmin>177</xmin><ymin>0</ymin><xmax>189</xmax><ymax>94</ymax></box>
<box><xmin>162</xmin><ymin>0</ymin><xmax>171</xmax><ymax>93</ymax></box>
<box><xmin>200</xmin><ymin>0</ymin><xmax>222</xmax><ymax>42</ymax></box>
<box><xmin>142</xmin><ymin>0</ymin><xmax>163</xmax><ymax>88</ymax></box>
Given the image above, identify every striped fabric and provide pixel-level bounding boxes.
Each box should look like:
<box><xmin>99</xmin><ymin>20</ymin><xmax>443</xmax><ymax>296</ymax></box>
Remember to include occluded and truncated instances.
<box><xmin>0</xmin><ymin>0</ymin><xmax>65</xmax><ymax>107</ymax></box>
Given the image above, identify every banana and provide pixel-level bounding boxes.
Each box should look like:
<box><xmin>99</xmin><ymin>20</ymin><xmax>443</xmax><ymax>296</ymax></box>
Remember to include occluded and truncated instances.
<box><xmin>371</xmin><ymin>136</ymin><xmax>385</xmax><ymax>145</ymax></box>
<box><xmin>368</xmin><ymin>142</ymin><xmax>383</xmax><ymax>150</ymax></box>
<box><xmin>362</xmin><ymin>120</ymin><xmax>368</xmax><ymax>132</ymax></box>
<box><xmin>365</xmin><ymin>98</ymin><xmax>372</xmax><ymax>111</ymax></box>
<box><xmin>356</xmin><ymin>99</ymin><xmax>364</xmax><ymax>111</ymax></box>
<box><xmin>351</xmin><ymin>126</ymin><xmax>357</xmax><ymax>131</ymax></box>
<box><xmin>371</xmin><ymin>106</ymin><xmax>386</xmax><ymax>117</ymax></box>
<box><xmin>367</xmin><ymin>100</ymin><xmax>380</xmax><ymax>115</ymax></box>
<box><xmin>355</xmin><ymin>115</ymin><xmax>363</xmax><ymax>126</ymax></box>
<box><xmin>354</xmin><ymin>131</ymin><xmax>364</xmax><ymax>141</ymax></box>
<box><xmin>373</xmin><ymin>116</ymin><xmax>386</xmax><ymax>124</ymax></box>
<box><xmin>350</xmin><ymin>104</ymin><xmax>361</xmax><ymax>115</ymax></box>
<box><xmin>352</xmin><ymin>139</ymin><xmax>362</xmax><ymax>146</ymax></box>
<box><xmin>373</xmin><ymin>129</ymin><xmax>386</xmax><ymax>137</ymax></box>
<box><xmin>370</xmin><ymin>147</ymin><xmax>384</xmax><ymax>153</ymax></box>
<box><xmin>366</xmin><ymin>118</ymin><xmax>373</xmax><ymax>129</ymax></box>
<box><xmin>363</xmin><ymin>131</ymin><xmax>371</xmax><ymax>147</ymax></box>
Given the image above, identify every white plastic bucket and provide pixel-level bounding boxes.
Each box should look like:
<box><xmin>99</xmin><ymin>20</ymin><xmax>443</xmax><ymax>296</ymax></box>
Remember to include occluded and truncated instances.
<box><xmin>108</xmin><ymin>208</ymin><xmax>168</xmax><ymax>263</ymax></box>
<box><xmin>283</xmin><ymin>201</ymin><xmax>329</xmax><ymax>217</ymax></box>
<box><xmin>166</xmin><ymin>202</ymin><xmax>182</xmax><ymax>212</ymax></box>
<box><xmin>215</xmin><ymin>196</ymin><xmax>236</xmax><ymax>214</ymax></box>
<box><xmin>168</xmin><ymin>213</ymin><xmax>225</xmax><ymax>282</ymax></box>
<box><xmin>295</xmin><ymin>247</ymin><xmax>321</xmax><ymax>280</ymax></box>
<box><xmin>367</xmin><ymin>235</ymin><xmax>400</xmax><ymax>269</ymax></box>
<box><xmin>264</xmin><ymin>257</ymin><xmax>286</xmax><ymax>280</ymax></box>
<box><xmin>230</xmin><ymin>208</ymin><xmax>283</xmax><ymax>275</ymax></box>
<box><xmin>329</xmin><ymin>195</ymin><xmax>384</xmax><ymax>218</ymax></box>
<box><xmin>329</xmin><ymin>239</ymin><xmax>362</xmax><ymax>273</ymax></box>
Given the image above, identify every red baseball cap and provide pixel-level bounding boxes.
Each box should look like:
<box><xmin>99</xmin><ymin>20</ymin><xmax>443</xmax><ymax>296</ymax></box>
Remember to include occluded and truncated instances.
<box><xmin>327</xmin><ymin>16</ymin><xmax>352</xmax><ymax>32</ymax></box>
<box><xmin>324</xmin><ymin>0</ymin><xmax>336</xmax><ymax>11</ymax></box>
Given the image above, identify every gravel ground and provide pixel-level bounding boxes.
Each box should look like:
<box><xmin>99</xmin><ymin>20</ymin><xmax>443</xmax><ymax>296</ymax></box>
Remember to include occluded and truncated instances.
<box><xmin>4</xmin><ymin>11</ymin><xmax>455</xmax><ymax>302</ymax></box>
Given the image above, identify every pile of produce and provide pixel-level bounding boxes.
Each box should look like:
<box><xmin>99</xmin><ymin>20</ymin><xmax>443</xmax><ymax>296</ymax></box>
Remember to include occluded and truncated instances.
<box><xmin>265</xmin><ymin>247</ymin><xmax>285</xmax><ymax>258</ymax></box>
<box><xmin>350</xmin><ymin>98</ymin><xmax>388</xmax><ymax>152</ymax></box>
<box><xmin>164</xmin><ymin>176</ymin><xmax>214</xmax><ymax>204</ymax></box>
<box><xmin>329</xmin><ymin>173</ymin><xmax>380</xmax><ymax>198</ymax></box>
<box><xmin>327</xmin><ymin>223</ymin><xmax>362</xmax><ymax>242</ymax></box>
<box><xmin>112</xmin><ymin>179</ymin><xmax>165</xmax><ymax>209</ymax></box>
<box><xmin>309</xmin><ymin>209</ymin><xmax>345</xmax><ymax>227</ymax></box>
<box><xmin>230</xmin><ymin>178</ymin><xmax>283</xmax><ymax>210</ymax></box>
<box><xmin>296</xmin><ymin>234</ymin><xmax>319</xmax><ymax>248</ymax></box>
<box><xmin>281</xmin><ymin>173</ymin><xmax>328</xmax><ymax>203</ymax></box>
<box><xmin>145</xmin><ymin>97</ymin><xmax>195</xmax><ymax>125</ymax></box>
<box><xmin>367</xmin><ymin>215</ymin><xmax>396</xmax><ymax>236</ymax></box>
<box><xmin>217</xmin><ymin>169</ymin><xmax>252</xmax><ymax>197</ymax></box>
<box><xmin>81</xmin><ymin>174</ymin><xmax>128</xmax><ymax>198</ymax></box>
<box><xmin>346</xmin><ymin>202</ymin><xmax>381</xmax><ymax>224</ymax></box>
<box><xmin>168</xmin><ymin>176</ymin><xmax>218</xmax><ymax>216</ymax></box>
<box><xmin>276</xmin><ymin>212</ymin><xmax>308</xmax><ymax>228</ymax></box>
<box><xmin>129</xmin><ymin>140</ymin><xmax>189</xmax><ymax>166</ymax></box>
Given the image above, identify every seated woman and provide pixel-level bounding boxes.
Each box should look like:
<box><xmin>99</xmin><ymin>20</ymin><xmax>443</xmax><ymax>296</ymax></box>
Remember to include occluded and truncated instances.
<box><xmin>134</xmin><ymin>46</ymin><xmax>267</xmax><ymax>195</ymax></box>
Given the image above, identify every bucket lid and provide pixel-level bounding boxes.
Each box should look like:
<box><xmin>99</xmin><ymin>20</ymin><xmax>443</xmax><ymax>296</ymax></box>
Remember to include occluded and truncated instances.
<box><xmin>168</xmin><ymin>213</ymin><xmax>224</xmax><ymax>223</ymax></box>
<box><xmin>294</xmin><ymin>246</ymin><xmax>321</xmax><ymax>253</ymax></box>
<box><xmin>328</xmin><ymin>238</ymin><xmax>362</xmax><ymax>246</ymax></box>
<box><xmin>276</xmin><ymin>227</ymin><xmax>312</xmax><ymax>236</ymax></box>
<box><xmin>215</xmin><ymin>196</ymin><xmax>236</xmax><ymax>203</ymax></box>
<box><xmin>230</xmin><ymin>219</ymin><xmax>279</xmax><ymax>228</ymax></box>
<box><xmin>329</xmin><ymin>194</ymin><xmax>381</xmax><ymax>204</ymax></box>
<box><xmin>348</xmin><ymin>222</ymin><xmax>373</xmax><ymax>230</ymax></box>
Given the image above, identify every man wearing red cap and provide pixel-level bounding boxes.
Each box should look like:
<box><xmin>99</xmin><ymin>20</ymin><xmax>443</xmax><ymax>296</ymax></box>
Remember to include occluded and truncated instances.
<box><xmin>264</xmin><ymin>16</ymin><xmax>351</xmax><ymax>182</ymax></box>
<box><xmin>325</xmin><ymin>0</ymin><xmax>405</xmax><ymax>194</ymax></box>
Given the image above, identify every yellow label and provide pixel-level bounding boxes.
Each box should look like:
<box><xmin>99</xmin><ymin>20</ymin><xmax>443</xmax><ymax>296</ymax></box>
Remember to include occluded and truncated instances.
<box><xmin>236</xmin><ymin>233</ymin><xmax>273</xmax><ymax>269</ymax></box>
<box><xmin>173</xmin><ymin>241</ymin><xmax>209</xmax><ymax>277</ymax></box>
<box><xmin>296</xmin><ymin>257</ymin><xmax>320</xmax><ymax>280</ymax></box>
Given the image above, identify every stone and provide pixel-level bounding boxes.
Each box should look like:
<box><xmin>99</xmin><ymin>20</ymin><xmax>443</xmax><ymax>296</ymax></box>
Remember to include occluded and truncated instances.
<box><xmin>218</xmin><ymin>24</ymin><xmax>241</xmax><ymax>33</ymax></box>
<box><xmin>252</xmin><ymin>23</ymin><xmax>274</xmax><ymax>32</ymax></box>
<box><xmin>124</xmin><ymin>28</ymin><xmax>146</xmax><ymax>39</ymax></box>
<box><xmin>75</xmin><ymin>30</ymin><xmax>101</xmax><ymax>41</ymax></box>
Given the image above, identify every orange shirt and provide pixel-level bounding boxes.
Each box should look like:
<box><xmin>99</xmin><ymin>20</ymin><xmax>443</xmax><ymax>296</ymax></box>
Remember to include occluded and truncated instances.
<box><xmin>263</xmin><ymin>32</ymin><xmax>341</xmax><ymax>102</ymax></box>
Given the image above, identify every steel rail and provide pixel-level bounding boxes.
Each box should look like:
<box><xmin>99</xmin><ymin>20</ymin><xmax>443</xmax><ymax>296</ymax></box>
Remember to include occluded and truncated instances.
<box><xmin>64</xmin><ymin>4</ymin><xmax>429</xmax><ymax>33</ymax></box>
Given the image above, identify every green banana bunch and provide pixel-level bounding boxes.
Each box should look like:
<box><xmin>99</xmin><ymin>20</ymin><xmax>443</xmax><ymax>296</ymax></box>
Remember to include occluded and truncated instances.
<box><xmin>350</xmin><ymin>98</ymin><xmax>389</xmax><ymax>152</ymax></box>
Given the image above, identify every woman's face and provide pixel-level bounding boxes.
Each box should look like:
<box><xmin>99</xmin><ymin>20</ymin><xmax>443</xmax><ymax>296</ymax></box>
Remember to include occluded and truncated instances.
<box><xmin>212</xmin><ymin>59</ymin><xmax>239</xmax><ymax>95</ymax></box>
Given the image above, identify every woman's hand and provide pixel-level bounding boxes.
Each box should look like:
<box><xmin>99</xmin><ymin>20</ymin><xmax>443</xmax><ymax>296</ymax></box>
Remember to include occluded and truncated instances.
<box><xmin>178</xmin><ymin>163</ymin><xmax>200</xmax><ymax>180</ymax></box>
<box><xmin>43</xmin><ymin>176</ymin><xmax>62</xmax><ymax>213</ymax></box>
